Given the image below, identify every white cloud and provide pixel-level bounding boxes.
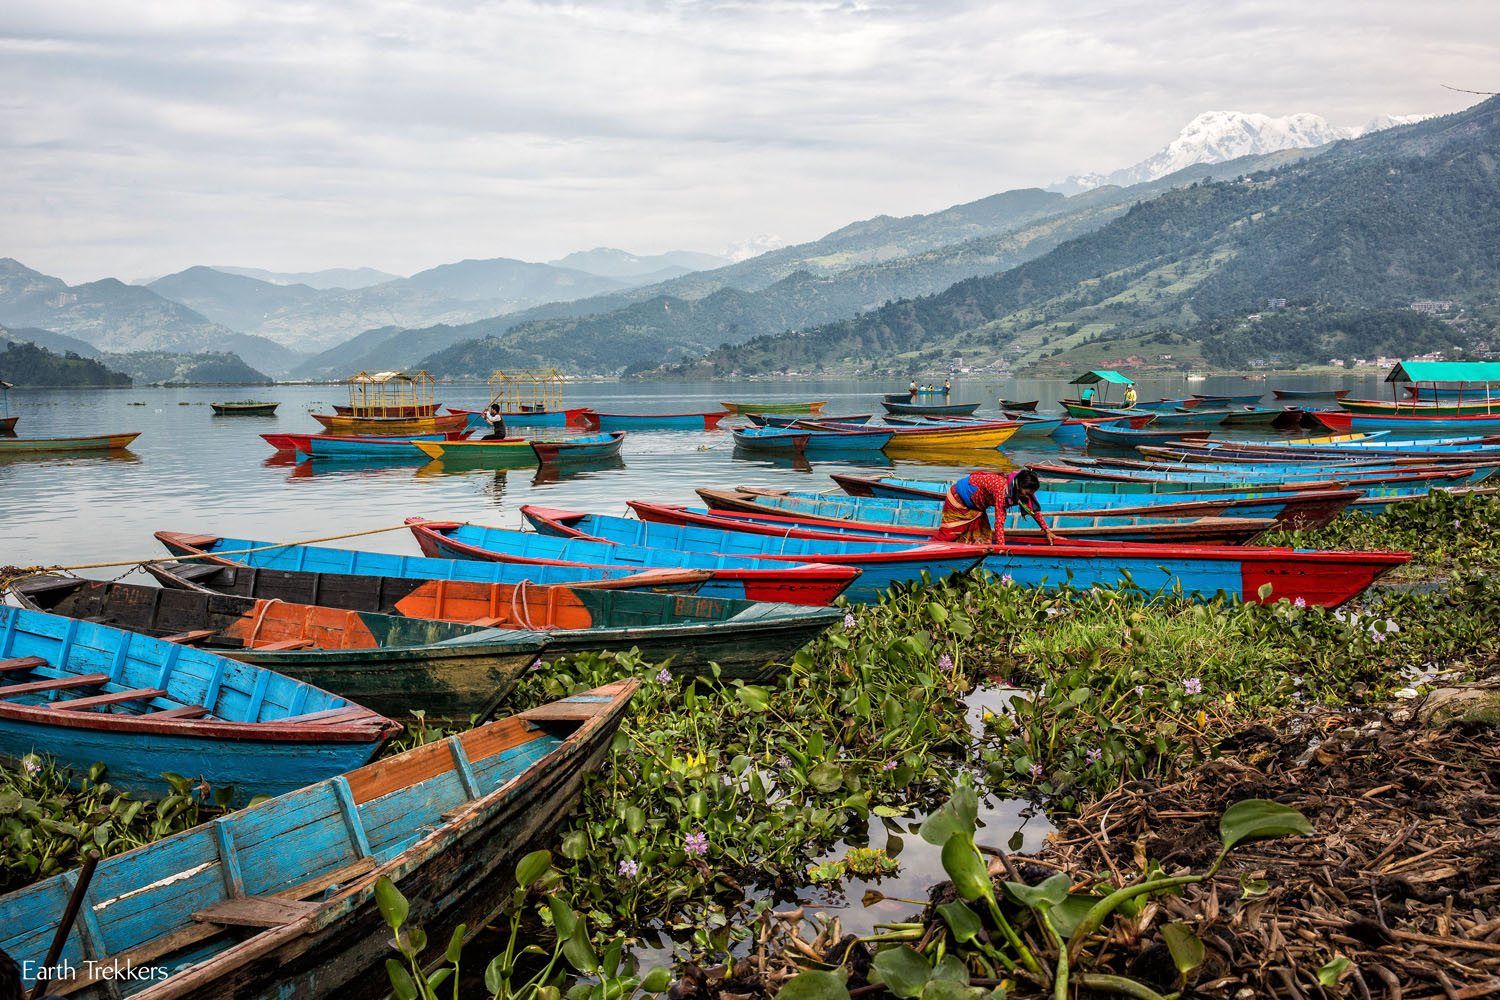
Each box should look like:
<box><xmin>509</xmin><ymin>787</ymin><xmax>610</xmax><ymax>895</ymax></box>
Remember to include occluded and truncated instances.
<box><xmin>1</xmin><ymin>0</ymin><xmax>1494</xmax><ymax>282</ymax></box>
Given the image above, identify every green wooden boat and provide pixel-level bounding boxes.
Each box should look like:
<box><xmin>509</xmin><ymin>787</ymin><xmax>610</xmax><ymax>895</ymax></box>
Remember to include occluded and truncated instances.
<box><xmin>0</xmin><ymin>431</ymin><xmax>140</xmax><ymax>454</ymax></box>
<box><xmin>211</xmin><ymin>400</ymin><xmax>279</xmax><ymax>415</ymax></box>
<box><xmin>146</xmin><ymin>559</ymin><xmax>842</xmax><ymax>681</ymax></box>
<box><xmin>11</xmin><ymin>576</ymin><xmax>549</xmax><ymax>720</ymax></box>
<box><xmin>721</xmin><ymin>400</ymin><xmax>828</xmax><ymax>415</ymax></box>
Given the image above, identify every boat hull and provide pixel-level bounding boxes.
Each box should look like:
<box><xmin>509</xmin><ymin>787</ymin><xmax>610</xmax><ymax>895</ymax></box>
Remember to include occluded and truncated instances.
<box><xmin>580</xmin><ymin>411</ymin><xmax>727</xmax><ymax>431</ymax></box>
<box><xmin>531</xmin><ymin>431</ymin><xmax>626</xmax><ymax>464</ymax></box>
<box><xmin>311</xmin><ymin>412</ymin><xmax>470</xmax><ymax>435</ymax></box>
<box><xmin>211</xmin><ymin>402</ymin><xmax>278</xmax><ymax>415</ymax></box>
<box><xmin>0</xmin><ymin>432</ymin><xmax>140</xmax><ymax>454</ymax></box>
<box><xmin>881</xmin><ymin>400</ymin><xmax>982</xmax><ymax>417</ymax></box>
<box><xmin>1315</xmin><ymin>410</ymin><xmax>1500</xmax><ymax>433</ymax></box>
<box><xmin>720</xmin><ymin>400</ymin><xmax>827</xmax><ymax>415</ymax></box>
<box><xmin>1273</xmin><ymin>388</ymin><xmax>1351</xmax><ymax>400</ymax></box>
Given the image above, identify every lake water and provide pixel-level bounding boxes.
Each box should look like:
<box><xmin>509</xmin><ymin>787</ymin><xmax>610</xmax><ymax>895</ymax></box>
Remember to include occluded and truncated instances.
<box><xmin>0</xmin><ymin>373</ymin><xmax>1388</xmax><ymax>572</ymax></box>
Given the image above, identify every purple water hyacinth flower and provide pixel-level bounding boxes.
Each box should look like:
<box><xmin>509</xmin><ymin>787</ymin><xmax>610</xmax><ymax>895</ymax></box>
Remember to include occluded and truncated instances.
<box><xmin>1086</xmin><ymin>748</ymin><xmax>1102</xmax><ymax>763</ymax></box>
<box><xmin>1133</xmin><ymin>685</ymin><xmax>1146</xmax><ymax>696</ymax></box>
<box><xmin>1293</xmin><ymin>597</ymin><xmax>1307</xmax><ymax>608</ymax></box>
<box><xmin>938</xmin><ymin>653</ymin><xmax>953</xmax><ymax>671</ymax></box>
<box><xmin>882</xmin><ymin>759</ymin><xmax>899</xmax><ymax>771</ymax></box>
<box><xmin>1184</xmin><ymin>677</ymin><xmax>1203</xmax><ymax>696</ymax></box>
<box><xmin>684</xmin><ymin>831</ymin><xmax>709</xmax><ymax>856</ymax></box>
<box><xmin>1000</xmin><ymin>574</ymin><xmax>1014</xmax><ymax>586</ymax></box>
<box><xmin>1029</xmin><ymin>763</ymin><xmax>1044</xmax><ymax>779</ymax></box>
<box><xmin>843</xmin><ymin>613</ymin><xmax>856</xmax><ymax>630</ymax></box>
<box><xmin>21</xmin><ymin>756</ymin><xmax>40</xmax><ymax>778</ymax></box>
<box><xmin>656</xmin><ymin>667</ymin><xmax>673</xmax><ymax>684</ymax></box>
<box><xmin>618</xmin><ymin>858</ymin><xmax>639</xmax><ymax>878</ymax></box>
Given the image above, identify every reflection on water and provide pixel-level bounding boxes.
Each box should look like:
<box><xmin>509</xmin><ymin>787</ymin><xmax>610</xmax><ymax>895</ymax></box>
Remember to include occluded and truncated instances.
<box><xmin>0</xmin><ymin>374</ymin><xmax>1383</xmax><ymax>571</ymax></box>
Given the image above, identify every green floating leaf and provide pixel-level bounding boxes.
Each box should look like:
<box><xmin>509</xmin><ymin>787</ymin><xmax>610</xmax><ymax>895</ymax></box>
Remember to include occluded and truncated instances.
<box><xmin>776</xmin><ymin>969</ymin><xmax>851</xmax><ymax>1000</ymax></box>
<box><xmin>919</xmin><ymin>775</ymin><xmax>979</xmax><ymax>845</ymax></box>
<box><xmin>929</xmin><ymin>954</ymin><xmax>970</xmax><ymax>984</ymax></box>
<box><xmin>562</xmin><ymin>921</ymin><xmax>598</xmax><ymax>973</ymax></box>
<box><xmin>940</xmin><ymin>833</ymin><xmax>992</xmax><ymax>903</ymax></box>
<box><xmin>736</xmin><ymin>685</ymin><xmax>771</xmax><ymax>711</ymax></box>
<box><xmin>640</xmin><ymin>967</ymin><xmax>672</xmax><ymax>994</ymax></box>
<box><xmin>871</xmin><ymin>945</ymin><xmax>932</xmax><ymax>999</ymax></box>
<box><xmin>936</xmin><ymin>901</ymin><xmax>983</xmax><ymax>944</ymax></box>
<box><xmin>808</xmin><ymin>762</ymin><xmax>843</xmax><ymax>794</ymax></box>
<box><xmin>373</xmin><ymin>876</ymin><xmax>408</xmax><ymax>932</ymax></box>
<box><xmin>515</xmin><ymin>849</ymin><xmax>552</xmax><ymax>888</ymax></box>
<box><xmin>384</xmin><ymin>959</ymin><xmax>418</xmax><ymax>1000</ymax></box>
<box><xmin>1219</xmin><ymin>799</ymin><xmax>1314</xmax><ymax>852</ymax></box>
<box><xmin>1160</xmin><ymin>922</ymin><xmax>1205</xmax><ymax>976</ymax></box>
<box><xmin>1003</xmin><ymin>872</ymin><xmax>1072</xmax><ymax>912</ymax></box>
<box><xmin>920</xmin><ymin>982</ymin><xmax>988</xmax><ymax>1000</ymax></box>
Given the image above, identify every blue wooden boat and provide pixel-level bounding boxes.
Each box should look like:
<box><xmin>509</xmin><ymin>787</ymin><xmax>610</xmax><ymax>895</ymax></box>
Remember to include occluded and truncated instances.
<box><xmin>683</xmin><ymin>493</ymin><xmax>1407</xmax><ymax>607</ymax></box>
<box><xmin>579</xmin><ymin>410</ymin><xmax>726</xmax><ymax>431</ymax></box>
<box><xmin>1052</xmin><ymin>417</ymin><xmax>1128</xmax><ymax>446</ymax></box>
<box><xmin>1032</xmin><ymin>458</ymin><xmax>1479</xmax><ymax>491</ymax></box>
<box><xmin>1086</xmin><ymin>423</ymin><xmax>1213</xmax><ymax>446</ymax></box>
<box><xmin>0</xmin><ymin>681</ymin><xmax>635</xmax><ymax>999</ymax></box>
<box><xmin>405</xmin><ymin>518</ymin><xmax>858</xmax><ymax>605</ymax></box>
<box><xmin>299</xmin><ymin>436</ymin><xmax>429</xmax><ymax>461</ymax></box>
<box><xmin>1315</xmin><ymin>410</ymin><xmax>1500</xmax><ymax>434</ymax></box>
<box><xmin>154</xmin><ymin>531</ymin><xmax>714</xmax><ymax>592</ymax></box>
<box><xmin>702</xmin><ymin>489</ymin><xmax>1272</xmax><ymax>544</ymax></box>
<box><xmin>751</xmin><ymin>413</ymin><xmax>873</xmax><ymax>427</ymax></box>
<box><xmin>530</xmin><ymin>431</ymin><xmax>626</xmax><ymax>464</ymax></box>
<box><xmin>1000</xmin><ymin>414</ymin><xmax>1065</xmax><ymax>438</ymax></box>
<box><xmin>1192</xmin><ymin>392</ymin><xmax>1263</xmax><ymax>406</ymax></box>
<box><xmin>1132</xmin><ymin>397</ymin><xmax>1196</xmax><ymax>412</ymax></box>
<box><xmin>521</xmin><ymin>504</ymin><xmax>986</xmax><ymax>603</ymax></box>
<box><xmin>0</xmin><ymin>606</ymin><xmax>398</xmax><ymax>804</ymax></box>
<box><xmin>1104</xmin><ymin>407</ymin><xmax>1227</xmax><ymax>428</ymax></box>
<box><xmin>733</xmin><ymin>426</ymin><xmax>893</xmax><ymax>455</ymax></box>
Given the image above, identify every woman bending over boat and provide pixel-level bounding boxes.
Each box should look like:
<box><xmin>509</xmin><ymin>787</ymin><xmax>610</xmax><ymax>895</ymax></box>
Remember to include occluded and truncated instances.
<box><xmin>934</xmin><ymin>469</ymin><xmax>1058</xmax><ymax>545</ymax></box>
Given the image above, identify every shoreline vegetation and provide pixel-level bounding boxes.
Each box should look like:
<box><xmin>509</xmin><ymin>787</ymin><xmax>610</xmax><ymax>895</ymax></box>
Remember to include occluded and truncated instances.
<box><xmin>1</xmin><ymin>493</ymin><xmax>1495</xmax><ymax>997</ymax></box>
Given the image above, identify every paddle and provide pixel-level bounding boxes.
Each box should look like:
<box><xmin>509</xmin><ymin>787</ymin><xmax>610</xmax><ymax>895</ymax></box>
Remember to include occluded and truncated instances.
<box><xmin>30</xmin><ymin>850</ymin><xmax>100</xmax><ymax>1000</ymax></box>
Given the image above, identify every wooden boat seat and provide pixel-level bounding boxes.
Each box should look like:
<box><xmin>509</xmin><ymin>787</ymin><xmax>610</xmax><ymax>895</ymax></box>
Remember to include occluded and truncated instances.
<box><xmin>271</xmin><ymin>705</ymin><xmax>377</xmax><ymax>726</ymax></box>
<box><xmin>162</xmin><ymin>629</ymin><xmax>217</xmax><ymax>645</ymax></box>
<box><xmin>0</xmin><ymin>656</ymin><xmax>47</xmax><ymax>674</ymax></box>
<box><xmin>255</xmin><ymin>639</ymin><xmax>315</xmax><ymax>651</ymax></box>
<box><xmin>50</xmin><ymin>687</ymin><xmax>169</xmax><ymax>711</ymax></box>
<box><xmin>191</xmin><ymin>896</ymin><xmax>320</xmax><ymax>928</ymax></box>
<box><xmin>0</xmin><ymin>672</ymin><xmax>109</xmax><ymax>698</ymax></box>
<box><xmin>143</xmin><ymin>704</ymin><xmax>212</xmax><ymax>720</ymax></box>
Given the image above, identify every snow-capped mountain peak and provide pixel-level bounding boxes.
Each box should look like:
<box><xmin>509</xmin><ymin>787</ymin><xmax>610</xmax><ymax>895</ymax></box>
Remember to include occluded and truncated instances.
<box><xmin>1053</xmin><ymin>109</ymin><xmax>1433</xmax><ymax>194</ymax></box>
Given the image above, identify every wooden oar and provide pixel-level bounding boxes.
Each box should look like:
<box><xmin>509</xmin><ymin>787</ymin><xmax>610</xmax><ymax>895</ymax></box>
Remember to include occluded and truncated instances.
<box><xmin>30</xmin><ymin>850</ymin><xmax>100</xmax><ymax>1000</ymax></box>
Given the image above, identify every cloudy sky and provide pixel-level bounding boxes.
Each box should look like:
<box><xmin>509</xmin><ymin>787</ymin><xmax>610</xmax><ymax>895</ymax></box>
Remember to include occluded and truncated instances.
<box><xmin>2</xmin><ymin>0</ymin><xmax>1494</xmax><ymax>283</ymax></box>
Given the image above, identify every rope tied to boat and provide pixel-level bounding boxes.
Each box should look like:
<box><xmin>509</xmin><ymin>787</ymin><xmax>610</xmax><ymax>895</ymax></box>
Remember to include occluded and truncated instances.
<box><xmin>0</xmin><ymin>521</ymin><xmax>421</xmax><ymax>590</ymax></box>
<box><xmin>246</xmin><ymin>598</ymin><xmax>285</xmax><ymax>648</ymax></box>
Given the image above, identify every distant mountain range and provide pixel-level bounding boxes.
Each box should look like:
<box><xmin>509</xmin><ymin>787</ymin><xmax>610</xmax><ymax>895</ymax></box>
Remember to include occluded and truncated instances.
<box><xmin>1052</xmin><ymin>110</ymin><xmax>1434</xmax><ymax>194</ymax></box>
<box><xmin>658</xmin><ymin>98</ymin><xmax>1497</xmax><ymax>378</ymax></box>
<box><xmin>208</xmin><ymin>266</ymin><xmax>400</xmax><ymax>290</ymax></box>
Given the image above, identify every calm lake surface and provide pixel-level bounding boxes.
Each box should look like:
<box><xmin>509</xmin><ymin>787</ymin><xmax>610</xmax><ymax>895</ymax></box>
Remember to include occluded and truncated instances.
<box><xmin>0</xmin><ymin>374</ymin><xmax>1388</xmax><ymax>572</ymax></box>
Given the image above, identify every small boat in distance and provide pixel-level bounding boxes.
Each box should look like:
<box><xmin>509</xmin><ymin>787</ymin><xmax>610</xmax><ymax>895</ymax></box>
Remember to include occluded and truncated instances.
<box><xmin>1272</xmin><ymin>388</ymin><xmax>1352</xmax><ymax>400</ymax></box>
<box><xmin>531</xmin><ymin>431</ymin><xmax>627</xmax><ymax>464</ymax></box>
<box><xmin>1000</xmin><ymin>398</ymin><xmax>1039</xmax><ymax>411</ymax></box>
<box><xmin>210</xmin><ymin>400</ymin><xmax>279</xmax><ymax>415</ymax></box>
<box><xmin>720</xmin><ymin>399</ymin><xmax>828</xmax><ymax>415</ymax></box>
<box><xmin>881</xmin><ymin>399</ymin><xmax>983</xmax><ymax>417</ymax></box>
<box><xmin>0</xmin><ymin>431</ymin><xmax>140</xmax><ymax>455</ymax></box>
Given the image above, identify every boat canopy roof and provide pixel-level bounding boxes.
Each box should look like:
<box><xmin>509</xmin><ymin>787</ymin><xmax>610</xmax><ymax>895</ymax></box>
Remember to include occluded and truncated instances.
<box><xmin>1386</xmin><ymin>361</ymin><xmax>1500</xmax><ymax>384</ymax></box>
<box><xmin>1070</xmin><ymin>370</ymin><xmax>1135</xmax><ymax>386</ymax></box>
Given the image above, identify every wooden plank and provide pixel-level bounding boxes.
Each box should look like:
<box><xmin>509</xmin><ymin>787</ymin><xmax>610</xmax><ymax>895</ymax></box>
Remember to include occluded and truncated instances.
<box><xmin>345</xmin><ymin>739</ymin><xmax>458</xmax><ymax>805</ymax></box>
<box><xmin>214</xmin><ymin>819</ymin><xmax>245</xmax><ymax>897</ymax></box>
<box><xmin>144</xmin><ymin>704</ymin><xmax>211</xmax><ymax>720</ymax></box>
<box><xmin>330</xmin><ymin>776</ymin><xmax>373</xmax><ymax>858</ymax></box>
<box><xmin>191</xmin><ymin>896</ymin><xmax>320</xmax><ymax>928</ymax></box>
<box><xmin>0</xmin><ymin>672</ymin><xmax>109</xmax><ymax>697</ymax></box>
<box><xmin>272</xmin><ymin>704</ymin><xmax>371</xmax><ymax>726</ymax></box>
<box><xmin>460</xmin><ymin>717</ymin><xmax>543</xmax><ymax>765</ymax></box>
<box><xmin>162</xmin><ymin>629</ymin><xmax>216</xmax><ymax>645</ymax></box>
<box><xmin>0</xmin><ymin>656</ymin><xmax>46</xmax><ymax>673</ymax></box>
<box><xmin>256</xmin><ymin>638</ymin><xmax>314</xmax><ymax>651</ymax></box>
<box><xmin>50</xmin><ymin>687</ymin><xmax>168</xmax><ymax>711</ymax></box>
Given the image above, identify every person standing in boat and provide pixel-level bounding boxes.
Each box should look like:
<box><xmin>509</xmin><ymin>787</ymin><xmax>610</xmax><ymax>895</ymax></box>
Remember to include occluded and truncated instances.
<box><xmin>480</xmin><ymin>403</ymin><xmax>508</xmax><ymax>440</ymax></box>
<box><xmin>943</xmin><ymin>377</ymin><xmax>952</xmax><ymax>396</ymax></box>
<box><xmin>1123</xmin><ymin>384</ymin><xmax>1138</xmax><ymax>407</ymax></box>
<box><xmin>933</xmin><ymin>469</ymin><xmax>1059</xmax><ymax>545</ymax></box>
<box><xmin>909</xmin><ymin>379</ymin><xmax>919</xmax><ymax>398</ymax></box>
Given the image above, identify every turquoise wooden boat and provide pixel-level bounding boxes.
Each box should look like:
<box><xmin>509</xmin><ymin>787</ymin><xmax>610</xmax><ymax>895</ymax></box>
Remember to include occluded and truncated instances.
<box><xmin>154</xmin><ymin>531</ymin><xmax>714</xmax><ymax>592</ymax></box>
<box><xmin>405</xmin><ymin>518</ymin><xmax>858</xmax><ymax>605</ymax></box>
<box><xmin>0</xmin><ymin>681</ymin><xmax>634</xmax><ymax>999</ymax></box>
<box><xmin>580</xmin><ymin>411</ymin><xmax>727</xmax><ymax>431</ymax></box>
<box><xmin>520</xmin><ymin>504</ymin><xmax>987</xmax><ymax>603</ymax></box>
<box><xmin>1000</xmin><ymin>413</ymin><xmax>1065</xmax><ymax>437</ymax></box>
<box><xmin>1192</xmin><ymin>392</ymin><xmax>1263</xmax><ymax>405</ymax></box>
<box><xmin>299</xmin><ymin>436</ymin><xmax>428</xmax><ymax>461</ymax></box>
<box><xmin>733</xmin><ymin>426</ymin><xmax>893</xmax><ymax>455</ymax></box>
<box><xmin>698</xmin><ymin>489</ymin><xmax>1272</xmax><ymax>544</ymax></box>
<box><xmin>881</xmin><ymin>400</ymin><xmax>982</xmax><ymax>417</ymax></box>
<box><xmin>1315</xmin><ymin>411</ymin><xmax>1500</xmax><ymax>434</ymax></box>
<box><xmin>671</xmin><ymin>497</ymin><xmax>1408</xmax><ymax>607</ymax></box>
<box><xmin>530</xmin><ymin>431</ymin><xmax>626</xmax><ymax>464</ymax></box>
<box><xmin>1086</xmin><ymin>423</ymin><xmax>1213</xmax><ymax>446</ymax></box>
<box><xmin>1097</xmin><ymin>407</ymin><xmax>1227</xmax><ymax>428</ymax></box>
<box><xmin>0</xmin><ymin>606</ymin><xmax>398</xmax><ymax>804</ymax></box>
<box><xmin>1052</xmin><ymin>417</ymin><xmax>1133</xmax><ymax>446</ymax></box>
<box><xmin>1044</xmin><ymin>457</ymin><xmax>1484</xmax><ymax>488</ymax></box>
<box><xmin>751</xmin><ymin>413</ymin><xmax>873</xmax><ymax>427</ymax></box>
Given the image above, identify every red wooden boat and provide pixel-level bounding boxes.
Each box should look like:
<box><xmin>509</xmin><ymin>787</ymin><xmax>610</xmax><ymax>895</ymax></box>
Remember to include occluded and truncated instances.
<box><xmin>0</xmin><ymin>416</ymin><xmax>15</xmax><ymax>434</ymax></box>
<box><xmin>406</xmin><ymin>518</ymin><xmax>858</xmax><ymax>605</ymax></box>
<box><xmin>448</xmin><ymin>406</ymin><xmax>595</xmax><ymax>428</ymax></box>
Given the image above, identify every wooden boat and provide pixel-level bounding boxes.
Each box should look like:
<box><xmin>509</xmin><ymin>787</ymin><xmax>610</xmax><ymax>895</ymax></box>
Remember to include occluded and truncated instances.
<box><xmin>261</xmin><ymin>432</ymin><xmax>458</xmax><ymax>453</ymax></box>
<box><xmin>812</xmin><ymin>419</ymin><xmax>1018</xmax><ymax>453</ymax></box>
<box><xmin>0</xmin><ymin>605</ymin><xmax>397</xmax><ymax>804</ymax></box>
<box><xmin>751</xmin><ymin>413</ymin><xmax>872</xmax><ymax>427</ymax></box>
<box><xmin>1133</xmin><ymin>397</ymin><xmax>1197</xmax><ymax>412</ymax></box>
<box><xmin>211</xmin><ymin>401</ymin><xmax>279</xmax><ymax>416</ymax></box>
<box><xmin>301</xmin><ymin>436</ymin><xmax>429</xmax><ymax>461</ymax></box>
<box><xmin>1086</xmin><ymin>424</ymin><xmax>1213</xmax><ymax>446</ymax></box>
<box><xmin>147</xmin><ymin>559</ymin><xmax>838</xmax><ymax>681</ymax></box>
<box><xmin>1336</xmin><ymin>397</ymin><xmax>1500</xmax><ymax>416</ymax></box>
<box><xmin>1403</xmin><ymin>386</ymin><xmax>1500</xmax><ymax>401</ymax></box>
<box><xmin>335</xmin><ymin>402</ymin><xmax>440</xmax><ymax>417</ymax></box>
<box><xmin>447</xmin><ymin>406</ymin><xmax>595</xmax><ymax>428</ymax></box>
<box><xmin>577</xmin><ymin>410</ymin><xmax>727</xmax><ymax>431</ymax></box>
<box><xmin>0</xmin><ymin>416</ymin><xmax>16</xmax><ymax>435</ymax></box>
<box><xmin>310</xmin><ymin>411</ymin><xmax>470</xmax><ymax>435</ymax></box>
<box><xmin>665</xmin><ymin>495</ymin><xmax>1407</xmax><ymax>607</ymax></box>
<box><xmin>826</xmin><ymin>473</ymin><xmax>1358</xmax><ymax>528</ymax></box>
<box><xmin>405</xmin><ymin>518</ymin><xmax>859</xmax><ymax>606</ymax></box>
<box><xmin>154</xmin><ymin>531</ymin><xmax>714</xmax><ymax>593</ymax></box>
<box><xmin>999</xmin><ymin>399</ymin><xmax>1039</xmax><ymax>411</ymax></box>
<box><xmin>1051</xmin><ymin>416</ymin><xmax>1136</xmax><ymax>446</ymax></box>
<box><xmin>881</xmin><ymin>400</ymin><xmax>982</xmax><ymax>417</ymax></box>
<box><xmin>733</xmin><ymin>426</ymin><xmax>893</xmax><ymax>455</ymax></box>
<box><xmin>1273</xmin><ymin>388</ymin><xmax>1351</xmax><ymax>400</ymax></box>
<box><xmin>531</xmin><ymin>431</ymin><xmax>626</xmax><ymax>464</ymax></box>
<box><xmin>0</xmin><ymin>681</ymin><xmax>634</xmax><ymax>1000</ymax></box>
<box><xmin>1216</xmin><ymin>406</ymin><xmax>1286</xmax><ymax>427</ymax></box>
<box><xmin>0</xmin><ymin>432</ymin><xmax>140</xmax><ymax>455</ymax></box>
<box><xmin>720</xmin><ymin>400</ymin><xmax>828</xmax><ymax>415</ymax></box>
<box><xmin>1315</xmin><ymin>410</ymin><xmax>1500</xmax><ymax>433</ymax></box>
<box><xmin>696</xmin><ymin>488</ymin><xmax>1276</xmax><ymax>545</ymax></box>
<box><xmin>1032</xmin><ymin>458</ymin><xmax>1478</xmax><ymax>491</ymax></box>
<box><xmin>522</xmin><ymin>505</ymin><xmax>987</xmax><ymax>603</ymax></box>
<box><xmin>411</xmin><ymin>437</ymin><xmax>539</xmax><ymax>467</ymax></box>
<box><xmin>11</xmin><ymin>577</ymin><xmax>549</xmax><ymax>720</ymax></box>
<box><xmin>1098</xmin><ymin>407</ymin><xmax>1225</xmax><ymax>429</ymax></box>
<box><xmin>1000</xmin><ymin>414</ymin><xmax>1065</xmax><ymax>437</ymax></box>
<box><xmin>1192</xmin><ymin>392</ymin><xmax>1263</xmax><ymax>405</ymax></box>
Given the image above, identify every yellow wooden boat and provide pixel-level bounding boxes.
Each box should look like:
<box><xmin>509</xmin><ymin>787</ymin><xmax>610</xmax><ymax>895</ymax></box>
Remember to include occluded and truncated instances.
<box><xmin>881</xmin><ymin>421</ymin><xmax>1019</xmax><ymax>454</ymax></box>
<box><xmin>311</xmin><ymin>411</ymin><xmax>470</xmax><ymax>435</ymax></box>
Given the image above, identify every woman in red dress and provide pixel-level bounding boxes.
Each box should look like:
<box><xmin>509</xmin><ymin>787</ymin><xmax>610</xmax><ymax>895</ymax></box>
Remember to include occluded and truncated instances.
<box><xmin>934</xmin><ymin>468</ymin><xmax>1058</xmax><ymax>545</ymax></box>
